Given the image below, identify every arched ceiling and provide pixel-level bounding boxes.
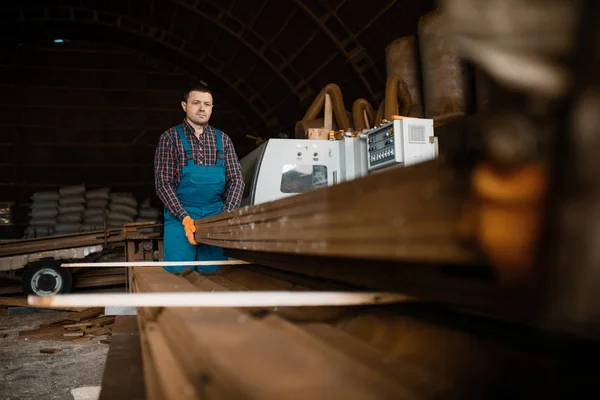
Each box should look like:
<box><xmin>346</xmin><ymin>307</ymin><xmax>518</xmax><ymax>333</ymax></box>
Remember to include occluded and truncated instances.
<box><xmin>1</xmin><ymin>0</ymin><xmax>435</xmax><ymax>139</ymax></box>
<box><xmin>0</xmin><ymin>0</ymin><xmax>436</xmax><ymax>206</ymax></box>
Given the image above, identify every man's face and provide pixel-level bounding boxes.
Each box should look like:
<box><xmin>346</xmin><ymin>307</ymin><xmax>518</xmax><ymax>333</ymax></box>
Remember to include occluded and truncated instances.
<box><xmin>182</xmin><ymin>91</ymin><xmax>213</xmax><ymax>127</ymax></box>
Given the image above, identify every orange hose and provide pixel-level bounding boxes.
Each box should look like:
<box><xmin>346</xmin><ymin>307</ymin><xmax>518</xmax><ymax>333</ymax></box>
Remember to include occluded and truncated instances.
<box><xmin>384</xmin><ymin>75</ymin><xmax>413</xmax><ymax>119</ymax></box>
<box><xmin>375</xmin><ymin>102</ymin><xmax>384</xmax><ymax>126</ymax></box>
<box><xmin>352</xmin><ymin>99</ymin><xmax>374</xmax><ymax>130</ymax></box>
<box><xmin>302</xmin><ymin>83</ymin><xmax>351</xmax><ymax>131</ymax></box>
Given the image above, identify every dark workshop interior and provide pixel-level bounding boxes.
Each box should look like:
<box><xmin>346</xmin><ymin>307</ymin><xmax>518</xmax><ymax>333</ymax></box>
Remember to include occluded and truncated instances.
<box><xmin>1</xmin><ymin>1</ymin><xmax>600</xmax><ymax>399</ymax></box>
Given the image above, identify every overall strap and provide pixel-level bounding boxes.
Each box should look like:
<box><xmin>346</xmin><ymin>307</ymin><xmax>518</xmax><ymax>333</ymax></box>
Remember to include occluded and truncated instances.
<box><xmin>214</xmin><ymin>128</ymin><xmax>224</xmax><ymax>167</ymax></box>
<box><xmin>175</xmin><ymin>125</ymin><xmax>195</xmax><ymax>166</ymax></box>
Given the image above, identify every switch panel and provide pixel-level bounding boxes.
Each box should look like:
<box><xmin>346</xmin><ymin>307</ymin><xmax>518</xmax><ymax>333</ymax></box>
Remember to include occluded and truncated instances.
<box><xmin>366</xmin><ymin>118</ymin><xmax>437</xmax><ymax>171</ymax></box>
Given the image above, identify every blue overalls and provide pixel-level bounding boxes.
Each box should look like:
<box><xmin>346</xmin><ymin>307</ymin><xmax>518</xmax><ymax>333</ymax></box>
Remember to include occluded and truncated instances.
<box><xmin>163</xmin><ymin>125</ymin><xmax>227</xmax><ymax>274</ymax></box>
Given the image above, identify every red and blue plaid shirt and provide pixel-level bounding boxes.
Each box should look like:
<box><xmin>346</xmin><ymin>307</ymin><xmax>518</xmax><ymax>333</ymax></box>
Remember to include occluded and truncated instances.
<box><xmin>154</xmin><ymin>119</ymin><xmax>245</xmax><ymax>221</ymax></box>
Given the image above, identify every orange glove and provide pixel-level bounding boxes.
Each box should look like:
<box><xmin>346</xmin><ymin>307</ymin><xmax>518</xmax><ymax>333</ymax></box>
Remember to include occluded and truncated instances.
<box><xmin>182</xmin><ymin>216</ymin><xmax>197</xmax><ymax>245</ymax></box>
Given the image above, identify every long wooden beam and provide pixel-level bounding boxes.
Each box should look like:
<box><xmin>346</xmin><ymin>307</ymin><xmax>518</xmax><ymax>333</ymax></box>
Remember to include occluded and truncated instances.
<box><xmin>61</xmin><ymin>260</ymin><xmax>251</xmax><ymax>268</ymax></box>
<box><xmin>0</xmin><ymin>229</ymin><xmax>124</xmax><ymax>257</ymax></box>
<box><xmin>28</xmin><ymin>291</ymin><xmax>410</xmax><ymax>308</ymax></box>
<box><xmin>129</xmin><ymin>267</ymin><xmax>414</xmax><ymax>398</ymax></box>
<box><xmin>194</xmin><ymin>159</ymin><xmax>481</xmax><ymax>264</ymax></box>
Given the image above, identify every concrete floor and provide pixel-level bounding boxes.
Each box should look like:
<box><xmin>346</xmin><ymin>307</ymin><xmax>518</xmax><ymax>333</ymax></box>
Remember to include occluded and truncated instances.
<box><xmin>0</xmin><ymin>311</ymin><xmax>109</xmax><ymax>400</ymax></box>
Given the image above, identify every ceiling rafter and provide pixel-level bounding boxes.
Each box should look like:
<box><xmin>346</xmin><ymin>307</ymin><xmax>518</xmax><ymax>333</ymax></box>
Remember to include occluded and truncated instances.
<box><xmin>242</xmin><ymin>8</ymin><xmax>302</xmax><ymax>96</ymax></box>
<box><xmin>175</xmin><ymin>1</ymin><xmax>305</xmax><ymax>97</ymax></box>
<box><xmin>292</xmin><ymin>0</ymin><xmax>385</xmax><ymax>100</ymax></box>
<box><xmin>340</xmin><ymin>0</ymin><xmax>400</xmax><ymax>44</ymax></box>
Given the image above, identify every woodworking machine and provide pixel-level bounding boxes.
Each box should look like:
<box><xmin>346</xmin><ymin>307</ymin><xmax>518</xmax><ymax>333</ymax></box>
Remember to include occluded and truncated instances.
<box><xmin>240</xmin><ymin>118</ymin><xmax>438</xmax><ymax>205</ymax></box>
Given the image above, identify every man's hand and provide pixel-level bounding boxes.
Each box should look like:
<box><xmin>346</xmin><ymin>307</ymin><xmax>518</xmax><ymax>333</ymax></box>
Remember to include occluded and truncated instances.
<box><xmin>182</xmin><ymin>216</ymin><xmax>197</xmax><ymax>245</ymax></box>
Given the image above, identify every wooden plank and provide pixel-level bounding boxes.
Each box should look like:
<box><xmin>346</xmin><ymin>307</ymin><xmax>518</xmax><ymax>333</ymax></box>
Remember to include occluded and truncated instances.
<box><xmin>132</xmin><ymin>269</ymin><xmax>198</xmax><ymax>400</ymax></box>
<box><xmin>71</xmin><ymin>335</ymin><xmax>93</xmax><ymax>342</ymax></box>
<box><xmin>196</xmin><ymin>161</ymin><xmax>455</xmax><ymax>228</ymax></box>
<box><xmin>77</xmin><ymin>268</ymin><xmax>126</xmax><ymax>276</ymax></box>
<box><xmin>74</xmin><ymin>275</ymin><xmax>126</xmax><ymax>288</ymax></box>
<box><xmin>158</xmin><ymin>304</ymin><xmax>411</xmax><ymax>398</ymax></box>
<box><xmin>63</xmin><ymin>331</ymin><xmax>84</xmax><ymax>337</ymax></box>
<box><xmin>28</xmin><ymin>291</ymin><xmax>414</xmax><ymax>308</ymax></box>
<box><xmin>89</xmin><ymin>327</ymin><xmax>111</xmax><ymax>336</ymax></box>
<box><xmin>66</xmin><ymin>308</ymin><xmax>103</xmax><ymax>321</ymax></box>
<box><xmin>145</xmin><ymin>322</ymin><xmax>198</xmax><ymax>399</ymax></box>
<box><xmin>226</xmin><ymin>250</ymin><xmax>537</xmax><ymax>322</ymax></box>
<box><xmin>216</xmin><ymin>268</ymin><xmax>359</xmax><ymax>322</ymax></box>
<box><xmin>62</xmin><ymin>260</ymin><xmax>250</xmax><ymax>268</ymax></box>
<box><xmin>90</xmin><ymin>316</ymin><xmax>116</xmax><ymax>326</ymax></box>
<box><xmin>63</xmin><ymin>322</ymin><xmax>92</xmax><ymax>329</ymax></box>
<box><xmin>19</xmin><ymin>326</ymin><xmax>65</xmax><ymax>339</ymax></box>
<box><xmin>0</xmin><ymin>229</ymin><xmax>124</xmax><ymax>257</ymax></box>
<box><xmin>194</xmin><ymin>160</ymin><xmax>480</xmax><ymax>264</ymax></box>
<box><xmin>99</xmin><ymin>316</ymin><xmax>145</xmax><ymax>400</ymax></box>
<box><xmin>324</xmin><ymin>93</ymin><xmax>333</xmax><ymax>130</ymax></box>
<box><xmin>40</xmin><ymin>318</ymin><xmax>70</xmax><ymax>327</ymax></box>
<box><xmin>133</xmin><ymin>268</ymin><xmax>410</xmax><ymax>398</ymax></box>
<box><xmin>137</xmin><ymin>314</ymin><xmax>163</xmax><ymax>400</ymax></box>
<box><xmin>184</xmin><ymin>271</ymin><xmax>267</xmax><ymax>317</ymax></box>
<box><xmin>300</xmin><ymin>322</ymin><xmax>447</xmax><ymax>396</ymax></box>
<box><xmin>28</xmin><ymin>291</ymin><xmax>411</xmax><ymax>308</ymax></box>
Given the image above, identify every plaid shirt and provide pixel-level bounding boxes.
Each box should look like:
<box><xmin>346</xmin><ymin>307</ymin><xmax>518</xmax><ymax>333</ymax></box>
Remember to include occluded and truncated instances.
<box><xmin>154</xmin><ymin>119</ymin><xmax>245</xmax><ymax>221</ymax></box>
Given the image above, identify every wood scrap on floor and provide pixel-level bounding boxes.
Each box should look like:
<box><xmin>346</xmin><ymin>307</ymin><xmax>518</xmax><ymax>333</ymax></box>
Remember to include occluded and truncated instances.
<box><xmin>40</xmin><ymin>348</ymin><xmax>62</xmax><ymax>354</ymax></box>
<box><xmin>63</xmin><ymin>332</ymin><xmax>84</xmax><ymax>337</ymax></box>
<box><xmin>18</xmin><ymin>308</ymin><xmax>115</xmax><ymax>343</ymax></box>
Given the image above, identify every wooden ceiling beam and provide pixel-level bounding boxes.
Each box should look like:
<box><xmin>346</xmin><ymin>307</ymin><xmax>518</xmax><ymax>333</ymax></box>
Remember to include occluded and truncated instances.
<box><xmin>292</xmin><ymin>0</ymin><xmax>384</xmax><ymax>101</ymax></box>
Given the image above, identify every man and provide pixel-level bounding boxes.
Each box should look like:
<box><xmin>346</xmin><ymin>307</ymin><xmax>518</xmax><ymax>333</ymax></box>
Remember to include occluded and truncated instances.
<box><xmin>154</xmin><ymin>83</ymin><xmax>244</xmax><ymax>274</ymax></box>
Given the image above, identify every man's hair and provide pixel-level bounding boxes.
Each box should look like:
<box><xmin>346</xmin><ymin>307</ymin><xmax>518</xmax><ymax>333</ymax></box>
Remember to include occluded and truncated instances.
<box><xmin>183</xmin><ymin>83</ymin><xmax>212</xmax><ymax>102</ymax></box>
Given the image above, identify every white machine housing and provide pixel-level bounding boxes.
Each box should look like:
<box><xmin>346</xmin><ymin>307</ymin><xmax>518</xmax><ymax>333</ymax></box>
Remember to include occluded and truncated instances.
<box><xmin>366</xmin><ymin>118</ymin><xmax>437</xmax><ymax>171</ymax></box>
<box><xmin>240</xmin><ymin>136</ymin><xmax>367</xmax><ymax>206</ymax></box>
<box><xmin>239</xmin><ymin>118</ymin><xmax>437</xmax><ymax>206</ymax></box>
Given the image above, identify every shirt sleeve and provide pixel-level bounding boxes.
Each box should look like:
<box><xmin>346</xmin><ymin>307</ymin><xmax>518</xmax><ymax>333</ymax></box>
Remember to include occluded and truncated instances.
<box><xmin>154</xmin><ymin>131</ymin><xmax>188</xmax><ymax>221</ymax></box>
<box><xmin>221</xmin><ymin>133</ymin><xmax>245</xmax><ymax>212</ymax></box>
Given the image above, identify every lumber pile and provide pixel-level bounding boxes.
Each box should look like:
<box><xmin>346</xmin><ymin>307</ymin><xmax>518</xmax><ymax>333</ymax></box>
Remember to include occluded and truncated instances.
<box><xmin>115</xmin><ymin>265</ymin><xmax>600</xmax><ymax>399</ymax></box>
<box><xmin>194</xmin><ymin>159</ymin><xmax>480</xmax><ymax>264</ymax></box>
<box><xmin>18</xmin><ymin>308</ymin><xmax>115</xmax><ymax>343</ymax></box>
<box><xmin>0</xmin><ymin>229</ymin><xmax>124</xmax><ymax>258</ymax></box>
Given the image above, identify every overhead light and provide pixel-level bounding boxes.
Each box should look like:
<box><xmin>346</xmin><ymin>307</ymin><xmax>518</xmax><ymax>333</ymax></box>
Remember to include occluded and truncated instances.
<box><xmin>53</xmin><ymin>39</ymin><xmax>65</xmax><ymax>43</ymax></box>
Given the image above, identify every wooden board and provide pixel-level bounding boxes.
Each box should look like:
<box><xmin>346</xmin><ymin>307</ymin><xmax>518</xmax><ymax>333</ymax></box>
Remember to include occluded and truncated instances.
<box><xmin>194</xmin><ymin>160</ymin><xmax>481</xmax><ymax>264</ymax></box>
<box><xmin>99</xmin><ymin>316</ymin><xmax>145</xmax><ymax>400</ymax></box>
<box><xmin>63</xmin><ymin>260</ymin><xmax>250</xmax><ymax>268</ymax></box>
<box><xmin>132</xmin><ymin>267</ymin><xmax>410</xmax><ymax>398</ymax></box>
<box><xmin>66</xmin><ymin>308</ymin><xmax>104</xmax><ymax>322</ymax></box>
<box><xmin>0</xmin><ymin>229</ymin><xmax>124</xmax><ymax>257</ymax></box>
<box><xmin>158</xmin><ymin>303</ymin><xmax>410</xmax><ymax>398</ymax></box>
<box><xmin>226</xmin><ymin>249</ymin><xmax>537</xmax><ymax>322</ymax></box>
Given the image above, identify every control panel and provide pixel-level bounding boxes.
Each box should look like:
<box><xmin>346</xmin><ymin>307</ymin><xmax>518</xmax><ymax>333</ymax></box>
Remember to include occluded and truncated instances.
<box><xmin>366</xmin><ymin>118</ymin><xmax>437</xmax><ymax>171</ymax></box>
<box><xmin>367</xmin><ymin>124</ymin><xmax>396</xmax><ymax>168</ymax></box>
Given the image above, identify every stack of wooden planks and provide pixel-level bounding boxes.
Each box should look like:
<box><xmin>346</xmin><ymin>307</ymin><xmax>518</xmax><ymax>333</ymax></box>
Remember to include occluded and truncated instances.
<box><xmin>194</xmin><ymin>160</ymin><xmax>479</xmax><ymax>264</ymax></box>
<box><xmin>192</xmin><ymin>158</ymin><xmax>538</xmax><ymax>322</ymax></box>
<box><xmin>115</xmin><ymin>265</ymin><xmax>600</xmax><ymax>399</ymax></box>
<box><xmin>18</xmin><ymin>307</ymin><xmax>115</xmax><ymax>344</ymax></box>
